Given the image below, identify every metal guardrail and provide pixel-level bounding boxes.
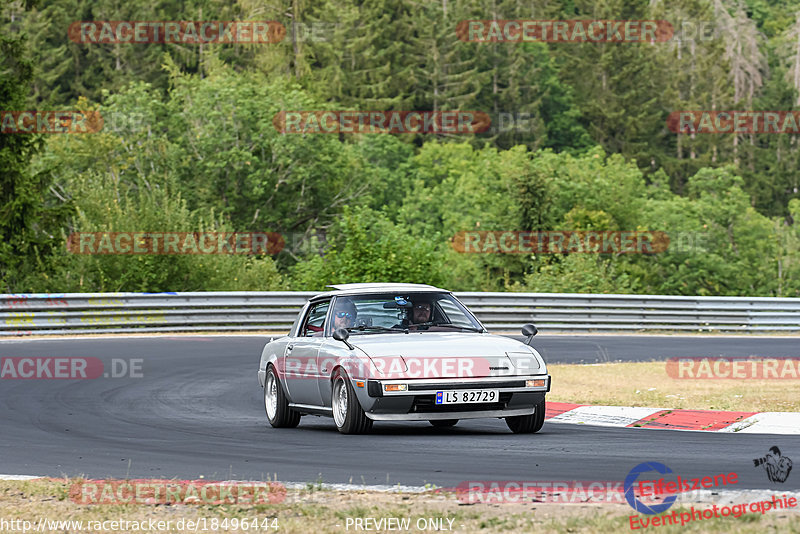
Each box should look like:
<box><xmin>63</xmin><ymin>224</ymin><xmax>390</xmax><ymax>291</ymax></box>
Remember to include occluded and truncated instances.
<box><xmin>1</xmin><ymin>292</ymin><xmax>799</xmax><ymax>335</ymax></box>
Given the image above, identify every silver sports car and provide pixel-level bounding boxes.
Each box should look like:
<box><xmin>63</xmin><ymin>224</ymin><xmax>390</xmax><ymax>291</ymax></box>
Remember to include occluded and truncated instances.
<box><xmin>257</xmin><ymin>283</ymin><xmax>550</xmax><ymax>434</ymax></box>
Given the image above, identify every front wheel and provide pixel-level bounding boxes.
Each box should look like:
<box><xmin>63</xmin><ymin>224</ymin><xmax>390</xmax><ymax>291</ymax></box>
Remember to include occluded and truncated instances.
<box><xmin>505</xmin><ymin>398</ymin><xmax>546</xmax><ymax>434</ymax></box>
<box><xmin>264</xmin><ymin>366</ymin><xmax>300</xmax><ymax>428</ymax></box>
<box><xmin>332</xmin><ymin>370</ymin><xmax>373</xmax><ymax>434</ymax></box>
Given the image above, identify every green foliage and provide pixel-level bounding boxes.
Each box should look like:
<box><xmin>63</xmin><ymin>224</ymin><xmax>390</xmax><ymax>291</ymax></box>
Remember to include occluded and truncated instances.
<box><xmin>522</xmin><ymin>148</ymin><xmax>647</xmax><ymax>231</ymax></box>
<box><xmin>2</xmin><ymin>0</ymin><xmax>800</xmax><ymax>297</ymax></box>
<box><xmin>145</xmin><ymin>63</ymin><xmax>372</xmax><ymax>234</ymax></box>
<box><xmin>2</xmin><ymin>0</ymin><xmax>241</xmax><ymax>105</ymax></box>
<box><xmin>518</xmin><ymin>255</ymin><xmax>639</xmax><ymax>294</ymax></box>
<box><xmin>0</xmin><ymin>33</ymin><xmax>72</xmax><ymax>291</ymax></box>
<box><xmin>289</xmin><ymin>206</ymin><xmax>447</xmax><ymax>290</ymax></box>
<box><xmin>37</xmin><ymin>149</ymin><xmax>284</xmax><ymax>292</ymax></box>
<box><xmin>625</xmin><ymin>166</ymin><xmax>781</xmax><ymax>296</ymax></box>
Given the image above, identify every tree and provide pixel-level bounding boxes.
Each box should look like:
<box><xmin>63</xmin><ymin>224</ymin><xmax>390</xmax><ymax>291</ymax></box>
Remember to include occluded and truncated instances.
<box><xmin>632</xmin><ymin>166</ymin><xmax>777</xmax><ymax>295</ymax></box>
<box><xmin>289</xmin><ymin>206</ymin><xmax>448</xmax><ymax>289</ymax></box>
<box><xmin>784</xmin><ymin>11</ymin><xmax>800</xmax><ymax>107</ymax></box>
<box><xmin>0</xmin><ymin>33</ymin><xmax>72</xmax><ymax>291</ymax></box>
<box><xmin>649</xmin><ymin>0</ymin><xmax>731</xmax><ymax>191</ymax></box>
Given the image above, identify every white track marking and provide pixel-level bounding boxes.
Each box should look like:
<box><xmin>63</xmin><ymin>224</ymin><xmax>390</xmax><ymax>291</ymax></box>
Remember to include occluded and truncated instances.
<box><xmin>718</xmin><ymin>412</ymin><xmax>800</xmax><ymax>434</ymax></box>
<box><xmin>548</xmin><ymin>405</ymin><xmax>664</xmax><ymax>427</ymax></box>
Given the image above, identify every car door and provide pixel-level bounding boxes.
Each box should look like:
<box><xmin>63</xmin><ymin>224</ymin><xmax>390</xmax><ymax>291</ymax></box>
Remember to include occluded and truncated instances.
<box><xmin>316</xmin><ymin>338</ymin><xmax>343</xmax><ymax>408</ymax></box>
<box><xmin>283</xmin><ymin>299</ymin><xmax>330</xmax><ymax>406</ymax></box>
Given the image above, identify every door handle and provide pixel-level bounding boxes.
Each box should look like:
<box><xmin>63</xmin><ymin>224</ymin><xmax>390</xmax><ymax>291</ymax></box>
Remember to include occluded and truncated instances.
<box><xmin>287</xmin><ymin>344</ymin><xmax>294</xmax><ymax>352</ymax></box>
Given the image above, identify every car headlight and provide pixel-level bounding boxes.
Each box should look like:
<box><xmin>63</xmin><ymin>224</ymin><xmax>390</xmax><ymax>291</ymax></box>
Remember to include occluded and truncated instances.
<box><xmin>507</xmin><ymin>352</ymin><xmax>541</xmax><ymax>371</ymax></box>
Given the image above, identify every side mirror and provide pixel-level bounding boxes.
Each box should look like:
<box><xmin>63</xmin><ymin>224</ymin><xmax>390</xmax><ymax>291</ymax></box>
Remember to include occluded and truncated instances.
<box><xmin>333</xmin><ymin>328</ymin><xmax>355</xmax><ymax>350</ymax></box>
<box><xmin>522</xmin><ymin>324</ymin><xmax>538</xmax><ymax>345</ymax></box>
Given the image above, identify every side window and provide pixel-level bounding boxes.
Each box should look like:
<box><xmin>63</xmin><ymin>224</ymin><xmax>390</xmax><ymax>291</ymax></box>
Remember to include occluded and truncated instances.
<box><xmin>436</xmin><ymin>298</ymin><xmax>475</xmax><ymax>328</ymax></box>
<box><xmin>301</xmin><ymin>301</ymin><xmax>330</xmax><ymax>337</ymax></box>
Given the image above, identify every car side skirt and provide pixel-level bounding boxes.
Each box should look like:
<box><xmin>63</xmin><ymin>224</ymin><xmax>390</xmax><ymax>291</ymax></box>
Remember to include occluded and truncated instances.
<box><xmin>289</xmin><ymin>403</ymin><xmax>333</xmax><ymax>416</ymax></box>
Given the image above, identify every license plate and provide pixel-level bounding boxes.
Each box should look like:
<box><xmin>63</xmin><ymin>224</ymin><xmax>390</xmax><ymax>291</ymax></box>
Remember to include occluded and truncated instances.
<box><xmin>435</xmin><ymin>389</ymin><xmax>499</xmax><ymax>405</ymax></box>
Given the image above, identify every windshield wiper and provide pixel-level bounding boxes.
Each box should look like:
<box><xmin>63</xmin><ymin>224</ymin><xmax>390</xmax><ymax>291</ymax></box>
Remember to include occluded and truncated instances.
<box><xmin>349</xmin><ymin>325</ymin><xmax>405</xmax><ymax>334</ymax></box>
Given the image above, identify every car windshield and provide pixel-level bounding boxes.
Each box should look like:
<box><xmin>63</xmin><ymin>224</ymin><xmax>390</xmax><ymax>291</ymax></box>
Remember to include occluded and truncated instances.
<box><xmin>332</xmin><ymin>292</ymin><xmax>483</xmax><ymax>334</ymax></box>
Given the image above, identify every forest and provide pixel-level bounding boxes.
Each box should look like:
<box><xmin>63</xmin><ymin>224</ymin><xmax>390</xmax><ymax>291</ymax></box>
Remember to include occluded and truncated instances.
<box><xmin>1</xmin><ymin>0</ymin><xmax>800</xmax><ymax>296</ymax></box>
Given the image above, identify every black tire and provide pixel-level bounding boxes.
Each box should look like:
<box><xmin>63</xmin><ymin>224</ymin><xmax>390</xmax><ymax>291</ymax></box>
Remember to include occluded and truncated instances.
<box><xmin>264</xmin><ymin>365</ymin><xmax>300</xmax><ymax>428</ymax></box>
<box><xmin>331</xmin><ymin>369</ymin><xmax>373</xmax><ymax>434</ymax></box>
<box><xmin>505</xmin><ymin>398</ymin><xmax>546</xmax><ymax>434</ymax></box>
<box><xmin>429</xmin><ymin>419</ymin><xmax>459</xmax><ymax>428</ymax></box>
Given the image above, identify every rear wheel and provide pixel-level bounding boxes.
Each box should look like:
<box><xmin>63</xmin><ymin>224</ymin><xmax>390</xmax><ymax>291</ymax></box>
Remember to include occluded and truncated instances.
<box><xmin>429</xmin><ymin>419</ymin><xmax>459</xmax><ymax>428</ymax></box>
<box><xmin>264</xmin><ymin>366</ymin><xmax>300</xmax><ymax>428</ymax></box>
<box><xmin>505</xmin><ymin>398</ymin><xmax>546</xmax><ymax>434</ymax></box>
<box><xmin>332</xmin><ymin>370</ymin><xmax>373</xmax><ymax>434</ymax></box>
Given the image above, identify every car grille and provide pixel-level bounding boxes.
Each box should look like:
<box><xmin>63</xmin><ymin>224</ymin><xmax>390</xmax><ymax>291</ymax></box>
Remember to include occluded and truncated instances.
<box><xmin>409</xmin><ymin>393</ymin><xmax>512</xmax><ymax>413</ymax></box>
<box><xmin>406</xmin><ymin>380</ymin><xmax>525</xmax><ymax>391</ymax></box>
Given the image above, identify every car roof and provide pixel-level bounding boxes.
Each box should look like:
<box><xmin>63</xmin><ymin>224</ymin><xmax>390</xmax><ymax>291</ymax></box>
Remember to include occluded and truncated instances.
<box><xmin>312</xmin><ymin>283</ymin><xmax>449</xmax><ymax>300</ymax></box>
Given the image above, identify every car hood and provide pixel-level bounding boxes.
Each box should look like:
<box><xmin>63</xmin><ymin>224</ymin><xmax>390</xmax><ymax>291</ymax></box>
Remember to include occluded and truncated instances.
<box><xmin>349</xmin><ymin>332</ymin><xmax>527</xmax><ymax>356</ymax></box>
<box><xmin>348</xmin><ymin>332</ymin><xmax>545</xmax><ymax>378</ymax></box>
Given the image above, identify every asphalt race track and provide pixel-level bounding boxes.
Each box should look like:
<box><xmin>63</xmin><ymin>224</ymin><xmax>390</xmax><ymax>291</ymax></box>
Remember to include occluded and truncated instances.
<box><xmin>507</xmin><ymin>334</ymin><xmax>800</xmax><ymax>363</ymax></box>
<box><xmin>1</xmin><ymin>335</ymin><xmax>798</xmax><ymax>491</ymax></box>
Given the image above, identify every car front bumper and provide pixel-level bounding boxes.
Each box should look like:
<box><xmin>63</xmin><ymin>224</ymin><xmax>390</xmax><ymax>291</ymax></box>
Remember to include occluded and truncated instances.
<box><xmin>360</xmin><ymin>375</ymin><xmax>550</xmax><ymax>421</ymax></box>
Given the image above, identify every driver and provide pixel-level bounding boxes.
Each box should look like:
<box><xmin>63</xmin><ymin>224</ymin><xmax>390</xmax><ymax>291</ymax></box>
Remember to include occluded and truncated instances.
<box><xmin>411</xmin><ymin>302</ymin><xmax>432</xmax><ymax>324</ymax></box>
<box><xmin>333</xmin><ymin>298</ymin><xmax>357</xmax><ymax>330</ymax></box>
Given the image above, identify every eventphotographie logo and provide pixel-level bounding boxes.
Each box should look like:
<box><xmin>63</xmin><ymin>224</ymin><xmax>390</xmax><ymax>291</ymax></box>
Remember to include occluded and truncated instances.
<box><xmin>624</xmin><ymin>462</ymin><xmax>678</xmax><ymax>515</ymax></box>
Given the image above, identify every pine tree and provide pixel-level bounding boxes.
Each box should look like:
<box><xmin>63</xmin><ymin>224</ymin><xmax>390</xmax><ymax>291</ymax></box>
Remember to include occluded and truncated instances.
<box><xmin>0</xmin><ymin>34</ymin><xmax>72</xmax><ymax>290</ymax></box>
<box><xmin>650</xmin><ymin>0</ymin><xmax>731</xmax><ymax>192</ymax></box>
